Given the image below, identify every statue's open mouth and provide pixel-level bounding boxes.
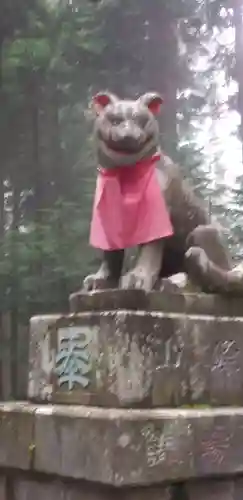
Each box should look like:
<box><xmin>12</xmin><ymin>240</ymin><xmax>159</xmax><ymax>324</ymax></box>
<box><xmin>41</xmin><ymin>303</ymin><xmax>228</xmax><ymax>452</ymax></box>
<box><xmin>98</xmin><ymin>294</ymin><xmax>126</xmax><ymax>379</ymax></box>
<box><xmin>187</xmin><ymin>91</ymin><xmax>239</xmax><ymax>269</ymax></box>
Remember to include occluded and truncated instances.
<box><xmin>103</xmin><ymin>136</ymin><xmax>153</xmax><ymax>155</ymax></box>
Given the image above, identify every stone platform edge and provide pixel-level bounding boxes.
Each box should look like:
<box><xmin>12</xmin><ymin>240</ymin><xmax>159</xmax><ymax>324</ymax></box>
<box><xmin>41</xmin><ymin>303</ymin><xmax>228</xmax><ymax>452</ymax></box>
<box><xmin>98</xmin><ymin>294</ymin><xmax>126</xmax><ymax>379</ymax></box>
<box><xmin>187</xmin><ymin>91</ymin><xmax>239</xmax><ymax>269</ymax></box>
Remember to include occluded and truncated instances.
<box><xmin>2</xmin><ymin>402</ymin><xmax>243</xmax><ymax>486</ymax></box>
<box><xmin>69</xmin><ymin>289</ymin><xmax>243</xmax><ymax>317</ymax></box>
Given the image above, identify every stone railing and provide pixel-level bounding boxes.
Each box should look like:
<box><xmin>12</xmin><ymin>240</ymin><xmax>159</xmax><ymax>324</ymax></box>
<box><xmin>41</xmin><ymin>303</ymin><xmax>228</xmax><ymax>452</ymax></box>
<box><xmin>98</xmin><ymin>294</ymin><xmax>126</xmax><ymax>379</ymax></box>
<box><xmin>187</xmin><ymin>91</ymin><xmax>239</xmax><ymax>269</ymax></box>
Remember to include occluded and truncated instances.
<box><xmin>2</xmin><ymin>289</ymin><xmax>243</xmax><ymax>499</ymax></box>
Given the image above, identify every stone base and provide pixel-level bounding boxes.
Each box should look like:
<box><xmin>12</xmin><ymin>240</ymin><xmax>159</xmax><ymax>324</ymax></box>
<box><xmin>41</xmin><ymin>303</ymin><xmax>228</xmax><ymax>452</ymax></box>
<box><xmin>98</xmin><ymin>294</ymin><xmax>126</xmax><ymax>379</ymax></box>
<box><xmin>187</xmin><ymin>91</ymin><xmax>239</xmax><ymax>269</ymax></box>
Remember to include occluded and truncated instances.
<box><xmin>1</xmin><ymin>403</ymin><xmax>243</xmax><ymax>499</ymax></box>
<box><xmin>69</xmin><ymin>288</ymin><xmax>243</xmax><ymax>316</ymax></box>
<box><xmin>1</xmin><ymin>403</ymin><xmax>243</xmax><ymax>484</ymax></box>
<box><xmin>2</xmin><ymin>476</ymin><xmax>243</xmax><ymax>500</ymax></box>
<box><xmin>29</xmin><ymin>290</ymin><xmax>243</xmax><ymax>406</ymax></box>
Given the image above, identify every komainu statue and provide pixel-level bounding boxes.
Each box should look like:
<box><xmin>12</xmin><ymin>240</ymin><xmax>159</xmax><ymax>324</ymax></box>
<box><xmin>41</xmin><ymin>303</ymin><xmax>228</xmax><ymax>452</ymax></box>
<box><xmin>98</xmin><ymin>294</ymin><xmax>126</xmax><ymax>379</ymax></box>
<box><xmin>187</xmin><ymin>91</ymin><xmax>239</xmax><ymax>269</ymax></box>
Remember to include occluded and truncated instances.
<box><xmin>83</xmin><ymin>91</ymin><xmax>243</xmax><ymax>295</ymax></box>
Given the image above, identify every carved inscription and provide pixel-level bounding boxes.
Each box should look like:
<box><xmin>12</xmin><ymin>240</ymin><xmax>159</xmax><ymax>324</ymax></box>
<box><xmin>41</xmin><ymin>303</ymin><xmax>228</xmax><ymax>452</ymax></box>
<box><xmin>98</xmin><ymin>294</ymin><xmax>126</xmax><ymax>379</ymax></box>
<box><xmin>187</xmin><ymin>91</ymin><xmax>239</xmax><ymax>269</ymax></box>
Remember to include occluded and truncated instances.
<box><xmin>211</xmin><ymin>340</ymin><xmax>241</xmax><ymax>393</ymax></box>
<box><xmin>141</xmin><ymin>424</ymin><xmax>166</xmax><ymax>467</ymax></box>
<box><xmin>200</xmin><ymin>424</ymin><xmax>232</xmax><ymax>468</ymax></box>
<box><xmin>55</xmin><ymin>326</ymin><xmax>92</xmax><ymax>390</ymax></box>
<box><xmin>141</xmin><ymin>421</ymin><xmax>192</xmax><ymax>468</ymax></box>
<box><xmin>158</xmin><ymin>335</ymin><xmax>184</xmax><ymax>370</ymax></box>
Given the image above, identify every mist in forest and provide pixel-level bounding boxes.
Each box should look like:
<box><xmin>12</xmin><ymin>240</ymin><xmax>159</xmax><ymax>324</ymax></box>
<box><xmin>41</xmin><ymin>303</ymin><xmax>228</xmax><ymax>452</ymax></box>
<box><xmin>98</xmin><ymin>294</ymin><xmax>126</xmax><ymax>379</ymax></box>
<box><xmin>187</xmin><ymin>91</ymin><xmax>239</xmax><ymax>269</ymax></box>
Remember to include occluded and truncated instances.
<box><xmin>0</xmin><ymin>0</ymin><xmax>243</xmax><ymax>397</ymax></box>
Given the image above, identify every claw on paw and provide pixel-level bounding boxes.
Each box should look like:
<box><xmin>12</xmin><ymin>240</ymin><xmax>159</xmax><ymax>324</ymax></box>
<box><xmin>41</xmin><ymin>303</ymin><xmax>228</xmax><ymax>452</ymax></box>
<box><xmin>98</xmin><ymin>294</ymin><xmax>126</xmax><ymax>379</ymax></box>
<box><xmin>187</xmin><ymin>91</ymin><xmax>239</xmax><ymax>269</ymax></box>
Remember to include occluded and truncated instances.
<box><xmin>83</xmin><ymin>272</ymin><xmax>119</xmax><ymax>291</ymax></box>
<box><xmin>83</xmin><ymin>274</ymin><xmax>108</xmax><ymax>291</ymax></box>
<box><xmin>121</xmin><ymin>268</ymin><xmax>154</xmax><ymax>291</ymax></box>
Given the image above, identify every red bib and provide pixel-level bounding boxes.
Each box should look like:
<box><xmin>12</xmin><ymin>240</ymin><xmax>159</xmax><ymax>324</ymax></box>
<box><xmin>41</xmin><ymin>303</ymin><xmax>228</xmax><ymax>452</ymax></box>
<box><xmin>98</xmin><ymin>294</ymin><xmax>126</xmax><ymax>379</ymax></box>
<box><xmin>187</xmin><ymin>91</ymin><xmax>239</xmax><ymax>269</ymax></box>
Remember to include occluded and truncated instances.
<box><xmin>90</xmin><ymin>152</ymin><xmax>173</xmax><ymax>250</ymax></box>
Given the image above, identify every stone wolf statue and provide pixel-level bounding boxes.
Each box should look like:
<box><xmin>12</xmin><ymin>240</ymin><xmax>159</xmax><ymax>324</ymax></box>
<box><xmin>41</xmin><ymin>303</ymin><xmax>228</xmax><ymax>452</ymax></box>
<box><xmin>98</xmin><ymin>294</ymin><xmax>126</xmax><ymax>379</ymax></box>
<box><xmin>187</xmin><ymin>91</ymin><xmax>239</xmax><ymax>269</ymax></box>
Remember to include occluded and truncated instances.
<box><xmin>83</xmin><ymin>91</ymin><xmax>243</xmax><ymax>295</ymax></box>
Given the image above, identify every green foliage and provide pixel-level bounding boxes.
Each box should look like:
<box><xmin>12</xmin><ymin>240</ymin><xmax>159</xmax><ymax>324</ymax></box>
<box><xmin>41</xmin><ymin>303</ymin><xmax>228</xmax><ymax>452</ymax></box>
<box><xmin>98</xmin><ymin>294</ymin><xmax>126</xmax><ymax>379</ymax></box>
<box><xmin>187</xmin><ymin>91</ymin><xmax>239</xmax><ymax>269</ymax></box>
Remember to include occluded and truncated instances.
<box><xmin>0</xmin><ymin>200</ymin><xmax>98</xmax><ymax>319</ymax></box>
<box><xmin>0</xmin><ymin>0</ymin><xmax>106</xmax><ymax>322</ymax></box>
<box><xmin>2</xmin><ymin>0</ymin><xmax>104</xmax><ymax>83</ymax></box>
<box><xmin>0</xmin><ymin>0</ymin><xmax>243</xmax><ymax>329</ymax></box>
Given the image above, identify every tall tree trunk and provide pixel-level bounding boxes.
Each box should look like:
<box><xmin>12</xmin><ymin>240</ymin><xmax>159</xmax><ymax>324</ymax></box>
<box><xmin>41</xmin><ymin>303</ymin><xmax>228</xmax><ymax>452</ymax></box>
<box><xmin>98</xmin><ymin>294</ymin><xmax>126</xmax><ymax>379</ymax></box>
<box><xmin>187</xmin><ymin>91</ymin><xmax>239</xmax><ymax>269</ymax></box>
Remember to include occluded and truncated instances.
<box><xmin>139</xmin><ymin>1</ymin><xmax>179</xmax><ymax>155</ymax></box>
<box><xmin>32</xmin><ymin>87</ymin><xmax>42</xmax><ymax>223</ymax></box>
<box><xmin>233</xmin><ymin>0</ymin><xmax>243</xmax><ymax>161</ymax></box>
<box><xmin>51</xmin><ymin>81</ymin><xmax>69</xmax><ymax>309</ymax></box>
<box><xmin>30</xmin><ymin>80</ymin><xmax>45</xmax><ymax>308</ymax></box>
<box><xmin>0</xmin><ymin>37</ymin><xmax>5</xmax><ymax>241</ymax></box>
<box><xmin>10</xmin><ymin>183</ymin><xmax>20</xmax><ymax>399</ymax></box>
<box><xmin>101</xmin><ymin>0</ymin><xmax>179</xmax><ymax>156</ymax></box>
<box><xmin>0</xmin><ymin>173</ymin><xmax>5</xmax><ymax>399</ymax></box>
<box><xmin>51</xmin><ymin>81</ymin><xmax>64</xmax><ymax>201</ymax></box>
<box><xmin>0</xmin><ymin>37</ymin><xmax>5</xmax><ymax>399</ymax></box>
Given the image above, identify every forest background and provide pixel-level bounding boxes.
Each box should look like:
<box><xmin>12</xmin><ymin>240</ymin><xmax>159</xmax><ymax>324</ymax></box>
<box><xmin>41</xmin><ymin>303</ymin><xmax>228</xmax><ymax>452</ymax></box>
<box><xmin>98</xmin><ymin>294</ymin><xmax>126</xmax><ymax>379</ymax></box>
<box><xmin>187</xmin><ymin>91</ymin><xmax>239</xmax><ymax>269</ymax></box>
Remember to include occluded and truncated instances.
<box><xmin>0</xmin><ymin>0</ymin><xmax>243</xmax><ymax>398</ymax></box>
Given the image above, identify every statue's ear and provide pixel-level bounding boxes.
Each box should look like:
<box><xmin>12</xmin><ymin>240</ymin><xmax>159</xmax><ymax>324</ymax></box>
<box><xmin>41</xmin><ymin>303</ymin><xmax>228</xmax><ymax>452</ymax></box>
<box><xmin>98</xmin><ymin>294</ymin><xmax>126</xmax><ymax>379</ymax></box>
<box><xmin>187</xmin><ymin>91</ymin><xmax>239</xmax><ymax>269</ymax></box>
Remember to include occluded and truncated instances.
<box><xmin>138</xmin><ymin>92</ymin><xmax>164</xmax><ymax>115</ymax></box>
<box><xmin>92</xmin><ymin>91</ymin><xmax>118</xmax><ymax>115</ymax></box>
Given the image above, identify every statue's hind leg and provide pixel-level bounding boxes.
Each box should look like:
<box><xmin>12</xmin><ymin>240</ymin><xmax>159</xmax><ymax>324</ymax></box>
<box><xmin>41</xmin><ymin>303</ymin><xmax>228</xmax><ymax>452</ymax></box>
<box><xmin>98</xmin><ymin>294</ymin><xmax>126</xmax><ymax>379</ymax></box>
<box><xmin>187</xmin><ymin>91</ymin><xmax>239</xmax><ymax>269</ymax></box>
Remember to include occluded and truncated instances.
<box><xmin>185</xmin><ymin>225</ymin><xmax>243</xmax><ymax>295</ymax></box>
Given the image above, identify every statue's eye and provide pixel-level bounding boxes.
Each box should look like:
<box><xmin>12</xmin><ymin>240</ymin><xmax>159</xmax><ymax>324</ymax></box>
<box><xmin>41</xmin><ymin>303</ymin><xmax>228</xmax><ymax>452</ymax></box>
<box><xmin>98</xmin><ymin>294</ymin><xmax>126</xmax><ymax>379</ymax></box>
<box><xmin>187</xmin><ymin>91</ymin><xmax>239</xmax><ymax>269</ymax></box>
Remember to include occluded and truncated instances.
<box><xmin>107</xmin><ymin>114</ymin><xmax>122</xmax><ymax>126</ymax></box>
<box><xmin>130</xmin><ymin>110</ymin><xmax>149</xmax><ymax>128</ymax></box>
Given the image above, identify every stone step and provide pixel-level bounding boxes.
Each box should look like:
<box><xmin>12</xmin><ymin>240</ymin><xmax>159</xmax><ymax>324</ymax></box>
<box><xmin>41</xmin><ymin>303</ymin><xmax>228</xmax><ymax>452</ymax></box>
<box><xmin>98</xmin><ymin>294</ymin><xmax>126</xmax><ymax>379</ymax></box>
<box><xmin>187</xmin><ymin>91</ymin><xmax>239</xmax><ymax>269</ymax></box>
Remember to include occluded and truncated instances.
<box><xmin>29</xmin><ymin>293</ymin><xmax>243</xmax><ymax>407</ymax></box>
<box><xmin>70</xmin><ymin>289</ymin><xmax>243</xmax><ymax>317</ymax></box>
<box><xmin>2</xmin><ymin>402</ymin><xmax>243</xmax><ymax>486</ymax></box>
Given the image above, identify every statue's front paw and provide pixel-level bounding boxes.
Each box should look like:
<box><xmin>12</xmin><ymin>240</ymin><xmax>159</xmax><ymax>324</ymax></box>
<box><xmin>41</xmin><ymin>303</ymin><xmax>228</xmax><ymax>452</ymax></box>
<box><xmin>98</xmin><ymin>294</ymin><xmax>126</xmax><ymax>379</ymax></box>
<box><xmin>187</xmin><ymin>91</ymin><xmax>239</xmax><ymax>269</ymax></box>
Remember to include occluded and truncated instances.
<box><xmin>121</xmin><ymin>268</ymin><xmax>154</xmax><ymax>291</ymax></box>
<box><xmin>83</xmin><ymin>273</ymin><xmax>108</xmax><ymax>291</ymax></box>
<box><xmin>83</xmin><ymin>272</ymin><xmax>119</xmax><ymax>291</ymax></box>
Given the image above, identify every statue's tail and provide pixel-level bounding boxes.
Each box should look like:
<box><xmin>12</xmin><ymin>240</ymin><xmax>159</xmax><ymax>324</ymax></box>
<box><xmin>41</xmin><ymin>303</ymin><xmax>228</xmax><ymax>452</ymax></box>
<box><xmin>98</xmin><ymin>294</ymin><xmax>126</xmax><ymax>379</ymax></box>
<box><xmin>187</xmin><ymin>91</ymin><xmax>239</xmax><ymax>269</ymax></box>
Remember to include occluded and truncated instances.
<box><xmin>185</xmin><ymin>246</ymin><xmax>243</xmax><ymax>296</ymax></box>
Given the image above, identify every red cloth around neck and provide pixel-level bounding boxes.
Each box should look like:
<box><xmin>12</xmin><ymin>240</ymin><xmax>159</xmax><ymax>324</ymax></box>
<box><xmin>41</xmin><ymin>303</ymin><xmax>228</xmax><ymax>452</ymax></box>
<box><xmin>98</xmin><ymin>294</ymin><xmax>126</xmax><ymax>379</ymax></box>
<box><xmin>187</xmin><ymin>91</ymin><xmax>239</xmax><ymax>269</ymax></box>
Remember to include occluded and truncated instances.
<box><xmin>90</xmin><ymin>152</ymin><xmax>173</xmax><ymax>250</ymax></box>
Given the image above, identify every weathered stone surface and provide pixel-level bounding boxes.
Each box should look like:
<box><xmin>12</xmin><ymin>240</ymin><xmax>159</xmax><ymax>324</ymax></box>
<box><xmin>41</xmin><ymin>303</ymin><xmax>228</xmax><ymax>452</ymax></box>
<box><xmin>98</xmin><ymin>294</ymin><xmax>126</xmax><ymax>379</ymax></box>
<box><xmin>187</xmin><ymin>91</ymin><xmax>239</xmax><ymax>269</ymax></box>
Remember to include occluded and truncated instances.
<box><xmin>29</xmin><ymin>405</ymin><xmax>243</xmax><ymax>485</ymax></box>
<box><xmin>0</xmin><ymin>476</ymin><xmax>6</xmax><ymax>499</ymax></box>
<box><xmin>34</xmin><ymin>405</ymin><xmax>195</xmax><ymax>485</ymax></box>
<box><xmin>14</xmin><ymin>479</ymin><xmax>61</xmax><ymax>500</ymax></box>
<box><xmin>69</xmin><ymin>289</ymin><xmax>149</xmax><ymax>314</ymax></box>
<box><xmin>5</xmin><ymin>477</ymin><xmax>243</xmax><ymax>500</ymax></box>
<box><xmin>234</xmin><ymin>478</ymin><xmax>243</xmax><ymax>500</ymax></box>
<box><xmin>34</xmin><ymin>405</ymin><xmax>115</xmax><ymax>483</ymax></box>
<box><xmin>3</xmin><ymin>404</ymin><xmax>243</xmax><ymax>486</ymax></box>
<box><xmin>69</xmin><ymin>289</ymin><xmax>243</xmax><ymax>317</ymax></box>
<box><xmin>12</xmin><ymin>478</ymin><xmax>172</xmax><ymax>500</ymax></box>
<box><xmin>0</xmin><ymin>403</ymin><xmax>35</xmax><ymax>470</ymax></box>
<box><xmin>14</xmin><ymin>478</ymin><xmax>112</xmax><ymax>500</ymax></box>
<box><xmin>123</xmin><ymin>486</ymin><xmax>172</xmax><ymax>500</ymax></box>
<box><xmin>186</xmin><ymin>480</ymin><xmax>235</xmax><ymax>500</ymax></box>
<box><xmin>29</xmin><ymin>305</ymin><xmax>243</xmax><ymax>407</ymax></box>
<box><xmin>3</xmin><ymin>474</ymin><xmax>243</xmax><ymax>500</ymax></box>
<box><xmin>7</xmin><ymin>476</ymin><xmax>243</xmax><ymax>500</ymax></box>
<box><xmin>186</xmin><ymin>478</ymin><xmax>243</xmax><ymax>500</ymax></box>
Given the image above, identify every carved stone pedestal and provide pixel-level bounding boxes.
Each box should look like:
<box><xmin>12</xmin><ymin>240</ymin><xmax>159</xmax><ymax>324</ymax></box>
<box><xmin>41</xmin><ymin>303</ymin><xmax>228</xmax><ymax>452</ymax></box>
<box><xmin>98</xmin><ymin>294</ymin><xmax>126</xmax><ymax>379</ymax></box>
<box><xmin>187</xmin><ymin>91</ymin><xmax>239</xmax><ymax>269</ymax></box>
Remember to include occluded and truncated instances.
<box><xmin>22</xmin><ymin>289</ymin><xmax>243</xmax><ymax>499</ymax></box>
<box><xmin>29</xmin><ymin>289</ymin><xmax>243</xmax><ymax>407</ymax></box>
<box><xmin>1</xmin><ymin>403</ymin><xmax>243</xmax><ymax>499</ymax></box>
